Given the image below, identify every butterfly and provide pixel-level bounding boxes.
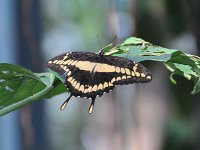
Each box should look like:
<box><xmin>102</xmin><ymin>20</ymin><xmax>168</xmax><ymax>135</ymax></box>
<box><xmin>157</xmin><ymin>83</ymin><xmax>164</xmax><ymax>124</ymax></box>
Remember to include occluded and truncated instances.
<box><xmin>46</xmin><ymin>49</ymin><xmax>152</xmax><ymax>114</ymax></box>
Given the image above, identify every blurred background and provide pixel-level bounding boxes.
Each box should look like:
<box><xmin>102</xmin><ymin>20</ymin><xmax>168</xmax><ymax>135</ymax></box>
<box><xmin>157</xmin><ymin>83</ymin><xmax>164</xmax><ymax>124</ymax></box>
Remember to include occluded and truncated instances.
<box><xmin>0</xmin><ymin>0</ymin><xmax>200</xmax><ymax>150</ymax></box>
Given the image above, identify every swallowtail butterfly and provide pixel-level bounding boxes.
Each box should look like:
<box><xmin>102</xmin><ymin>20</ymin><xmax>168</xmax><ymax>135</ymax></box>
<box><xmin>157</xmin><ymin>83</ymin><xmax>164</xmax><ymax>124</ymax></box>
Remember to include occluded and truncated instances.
<box><xmin>46</xmin><ymin>49</ymin><xmax>152</xmax><ymax>114</ymax></box>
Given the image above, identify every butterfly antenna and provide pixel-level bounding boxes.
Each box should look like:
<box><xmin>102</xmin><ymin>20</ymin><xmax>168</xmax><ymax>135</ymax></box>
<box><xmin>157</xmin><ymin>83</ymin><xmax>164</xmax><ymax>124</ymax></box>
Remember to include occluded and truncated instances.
<box><xmin>98</xmin><ymin>35</ymin><xmax>118</xmax><ymax>55</ymax></box>
<box><xmin>88</xmin><ymin>98</ymin><xmax>96</xmax><ymax>114</ymax></box>
<box><xmin>110</xmin><ymin>35</ymin><xmax>117</xmax><ymax>44</ymax></box>
<box><xmin>96</xmin><ymin>35</ymin><xmax>102</xmax><ymax>47</ymax></box>
<box><xmin>60</xmin><ymin>94</ymin><xmax>72</xmax><ymax>111</ymax></box>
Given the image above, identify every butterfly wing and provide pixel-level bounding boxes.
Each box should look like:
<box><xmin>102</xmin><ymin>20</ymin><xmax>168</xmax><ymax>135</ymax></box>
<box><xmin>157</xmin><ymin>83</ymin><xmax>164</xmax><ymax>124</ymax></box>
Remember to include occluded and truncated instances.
<box><xmin>46</xmin><ymin>51</ymin><xmax>152</xmax><ymax>99</ymax></box>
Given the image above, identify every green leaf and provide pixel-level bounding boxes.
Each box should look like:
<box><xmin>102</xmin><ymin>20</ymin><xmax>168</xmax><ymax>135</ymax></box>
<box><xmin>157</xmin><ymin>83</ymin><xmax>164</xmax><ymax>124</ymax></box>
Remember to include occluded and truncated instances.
<box><xmin>169</xmin><ymin>73</ymin><xmax>177</xmax><ymax>85</ymax></box>
<box><xmin>105</xmin><ymin>37</ymin><xmax>177</xmax><ymax>62</ymax></box>
<box><xmin>166</xmin><ymin>51</ymin><xmax>200</xmax><ymax>94</ymax></box>
<box><xmin>36</xmin><ymin>71</ymin><xmax>67</xmax><ymax>99</ymax></box>
<box><xmin>121</xmin><ymin>37</ymin><xmax>150</xmax><ymax>46</ymax></box>
<box><xmin>105</xmin><ymin>37</ymin><xmax>200</xmax><ymax>94</ymax></box>
<box><xmin>0</xmin><ymin>64</ymin><xmax>66</xmax><ymax>116</ymax></box>
<box><xmin>192</xmin><ymin>78</ymin><xmax>200</xmax><ymax>94</ymax></box>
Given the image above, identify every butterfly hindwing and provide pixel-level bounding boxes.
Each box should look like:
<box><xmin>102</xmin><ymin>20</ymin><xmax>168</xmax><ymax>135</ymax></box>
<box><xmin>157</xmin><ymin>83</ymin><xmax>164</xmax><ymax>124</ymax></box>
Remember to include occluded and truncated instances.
<box><xmin>65</xmin><ymin>70</ymin><xmax>116</xmax><ymax>98</ymax></box>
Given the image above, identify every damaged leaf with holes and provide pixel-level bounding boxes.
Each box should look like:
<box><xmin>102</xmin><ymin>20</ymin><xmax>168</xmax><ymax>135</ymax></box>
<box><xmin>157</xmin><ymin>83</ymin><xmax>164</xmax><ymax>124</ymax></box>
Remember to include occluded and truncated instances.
<box><xmin>0</xmin><ymin>64</ymin><xmax>46</xmax><ymax>114</ymax></box>
<box><xmin>109</xmin><ymin>37</ymin><xmax>200</xmax><ymax>94</ymax></box>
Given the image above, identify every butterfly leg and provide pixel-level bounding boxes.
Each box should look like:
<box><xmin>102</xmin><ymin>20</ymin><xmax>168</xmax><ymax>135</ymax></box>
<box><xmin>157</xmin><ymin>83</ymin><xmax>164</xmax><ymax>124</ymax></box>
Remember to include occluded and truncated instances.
<box><xmin>88</xmin><ymin>97</ymin><xmax>96</xmax><ymax>114</ymax></box>
<box><xmin>60</xmin><ymin>94</ymin><xmax>72</xmax><ymax>111</ymax></box>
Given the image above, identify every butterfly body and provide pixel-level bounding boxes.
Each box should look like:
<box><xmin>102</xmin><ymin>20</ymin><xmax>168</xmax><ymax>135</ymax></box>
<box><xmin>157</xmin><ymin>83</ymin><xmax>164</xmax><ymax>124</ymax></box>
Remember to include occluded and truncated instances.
<box><xmin>46</xmin><ymin>51</ymin><xmax>152</xmax><ymax>113</ymax></box>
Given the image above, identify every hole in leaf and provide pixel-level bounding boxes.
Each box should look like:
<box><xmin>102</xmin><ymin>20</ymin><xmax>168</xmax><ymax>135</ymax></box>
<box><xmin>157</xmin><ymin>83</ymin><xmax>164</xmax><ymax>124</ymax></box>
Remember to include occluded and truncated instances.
<box><xmin>0</xmin><ymin>79</ymin><xmax>6</xmax><ymax>83</ymax></box>
<box><xmin>1</xmin><ymin>71</ymin><xmax>9</xmax><ymax>74</ymax></box>
<box><xmin>4</xmin><ymin>86</ymin><xmax>15</xmax><ymax>92</ymax></box>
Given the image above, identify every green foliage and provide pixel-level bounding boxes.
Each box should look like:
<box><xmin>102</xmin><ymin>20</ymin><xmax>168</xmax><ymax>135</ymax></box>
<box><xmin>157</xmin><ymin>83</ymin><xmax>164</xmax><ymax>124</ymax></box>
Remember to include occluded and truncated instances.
<box><xmin>107</xmin><ymin>37</ymin><xmax>200</xmax><ymax>94</ymax></box>
<box><xmin>0</xmin><ymin>64</ymin><xmax>66</xmax><ymax>116</ymax></box>
<box><xmin>0</xmin><ymin>37</ymin><xmax>200</xmax><ymax>116</ymax></box>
